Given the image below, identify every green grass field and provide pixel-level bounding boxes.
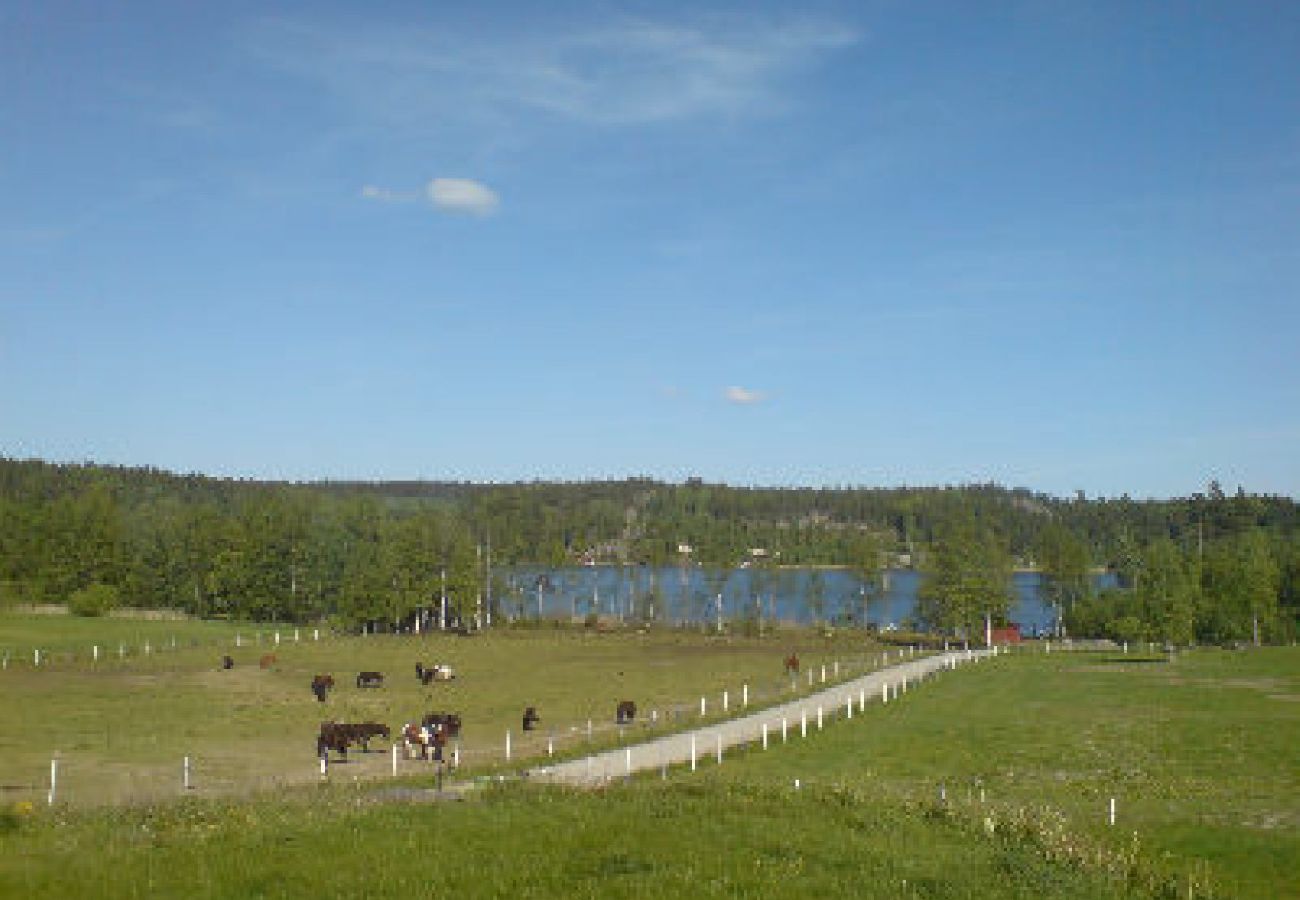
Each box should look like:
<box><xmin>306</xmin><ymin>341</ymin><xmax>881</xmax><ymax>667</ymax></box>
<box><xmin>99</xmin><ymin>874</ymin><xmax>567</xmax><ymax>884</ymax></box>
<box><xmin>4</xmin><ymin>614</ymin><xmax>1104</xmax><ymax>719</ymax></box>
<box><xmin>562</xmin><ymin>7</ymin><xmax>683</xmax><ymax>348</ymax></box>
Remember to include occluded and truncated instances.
<box><xmin>0</xmin><ymin>612</ymin><xmax>881</xmax><ymax>806</ymax></box>
<box><xmin>2</xmin><ymin>613</ymin><xmax>1296</xmax><ymax>898</ymax></box>
<box><xmin>705</xmin><ymin>646</ymin><xmax>1300</xmax><ymax>899</ymax></box>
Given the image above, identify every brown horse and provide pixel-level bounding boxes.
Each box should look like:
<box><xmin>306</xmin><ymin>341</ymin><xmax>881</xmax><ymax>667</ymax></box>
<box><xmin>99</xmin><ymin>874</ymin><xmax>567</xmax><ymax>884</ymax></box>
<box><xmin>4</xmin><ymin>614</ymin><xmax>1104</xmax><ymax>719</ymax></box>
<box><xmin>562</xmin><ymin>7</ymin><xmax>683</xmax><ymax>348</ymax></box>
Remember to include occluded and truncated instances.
<box><xmin>784</xmin><ymin>653</ymin><xmax>800</xmax><ymax>675</ymax></box>
<box><xmin>317</xmin><ymin>721</ymin><xmax>390</xmax><ymax>758</ymax></box>
<box><xmin>421</xmin><ymin>712</ymin><xmax>462</xmax><ymax>738</ymax></box>
<box><xmin>259</xmin><ymin>654</ymin><xmax>277</xmax><ymax>669</ymax></box>
<box><xmin>311</xmin><ymin>674</ymin><xmax>335</xmax><ymax>702</ymax></box>
<box><xmin>522</xmin><ymin>706</ymin><xmax>541</xmax><ymax>731</ymax></box>
<box><xmin>616</xmin><ymin>700</ymin><xmax>636</xmax><ymax>724</ymax></box>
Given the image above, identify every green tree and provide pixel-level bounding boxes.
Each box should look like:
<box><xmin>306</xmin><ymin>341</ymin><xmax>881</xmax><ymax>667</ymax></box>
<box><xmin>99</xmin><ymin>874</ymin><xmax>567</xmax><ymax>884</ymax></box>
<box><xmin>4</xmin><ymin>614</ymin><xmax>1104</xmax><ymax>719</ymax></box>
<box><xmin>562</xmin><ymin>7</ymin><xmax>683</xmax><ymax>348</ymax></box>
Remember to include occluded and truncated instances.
<box><xmin>917</xmin><ymin>513</ymin><xmax>1012</xmax><ymax>640</ymax></box>
<box><xmin>1035</xmin><ymin>522</ymin><xmax>1091</xmax><ymax>631</ymax></box>
<box><xmin>1136</xmin><ymin>538</ymin><xmax>1197</xmax><ymax>646</ymax></box>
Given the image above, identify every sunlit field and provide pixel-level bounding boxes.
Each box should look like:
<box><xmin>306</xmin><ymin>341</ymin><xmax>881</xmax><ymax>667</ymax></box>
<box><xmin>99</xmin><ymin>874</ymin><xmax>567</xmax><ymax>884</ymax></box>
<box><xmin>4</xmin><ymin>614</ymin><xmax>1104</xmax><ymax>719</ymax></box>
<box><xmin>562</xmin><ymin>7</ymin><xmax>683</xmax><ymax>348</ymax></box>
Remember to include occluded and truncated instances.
<box><xmin>0</xmin><ymin>613</ymin><xmax>883</xmax><ymax>806</ymax></box>
<box><xmin>3</xmin><ymin>612</ymin><xmax>1295</xmax><ymax>898</ymax></box>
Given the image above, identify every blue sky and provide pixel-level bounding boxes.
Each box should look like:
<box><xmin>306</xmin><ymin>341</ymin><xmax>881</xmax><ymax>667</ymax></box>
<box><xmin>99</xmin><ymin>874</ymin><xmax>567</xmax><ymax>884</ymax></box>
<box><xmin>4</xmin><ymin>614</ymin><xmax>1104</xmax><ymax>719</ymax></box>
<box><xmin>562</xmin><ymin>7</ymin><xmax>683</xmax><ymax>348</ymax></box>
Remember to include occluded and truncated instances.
<box><xmin>2</xmin><ymin>1</ymin><xmax>1297</xmax><ymax>498</ymax></box>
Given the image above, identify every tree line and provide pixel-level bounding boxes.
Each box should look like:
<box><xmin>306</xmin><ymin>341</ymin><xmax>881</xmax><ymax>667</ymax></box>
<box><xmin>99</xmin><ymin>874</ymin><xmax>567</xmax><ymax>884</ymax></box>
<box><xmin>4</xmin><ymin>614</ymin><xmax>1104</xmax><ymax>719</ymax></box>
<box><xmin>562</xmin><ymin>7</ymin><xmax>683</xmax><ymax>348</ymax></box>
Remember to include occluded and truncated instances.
<box><xmin>1</xmin><ymin>459</ymin><xmax>1296</xmax><ymax>641</ymax></box>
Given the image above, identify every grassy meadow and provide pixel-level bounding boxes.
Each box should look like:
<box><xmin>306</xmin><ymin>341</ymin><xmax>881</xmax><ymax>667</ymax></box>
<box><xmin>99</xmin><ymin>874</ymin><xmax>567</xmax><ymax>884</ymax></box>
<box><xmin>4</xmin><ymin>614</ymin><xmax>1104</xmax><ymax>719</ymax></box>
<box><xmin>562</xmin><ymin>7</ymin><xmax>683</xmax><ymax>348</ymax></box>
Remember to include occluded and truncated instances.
<box><xmin>704</xmin><ymin>646</ymin><xmax>1300</xmax><ymax>899</ymax></box>
<box><xmin>1</xmin><ymin>611</ymin><xmax>1296</xmax><ymax>898</ymax></box>
<box><xmin>0</xmin><ymin>612</ymin><xmax>879</xmax><ymax>806</ymax></box>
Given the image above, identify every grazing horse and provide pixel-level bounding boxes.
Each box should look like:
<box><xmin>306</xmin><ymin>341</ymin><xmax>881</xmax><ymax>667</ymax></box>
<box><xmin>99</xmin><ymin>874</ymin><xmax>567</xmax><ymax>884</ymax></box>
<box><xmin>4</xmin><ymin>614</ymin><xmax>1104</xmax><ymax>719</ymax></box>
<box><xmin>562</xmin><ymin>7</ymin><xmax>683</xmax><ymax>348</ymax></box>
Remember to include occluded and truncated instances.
<box><xmin>784</xmin><ymin>653</ymin><xmax>800</xmax><ymax>675</ymax></box>
<box><xmin>356</xmin><ymin>671</ymin><xmax>384</xmax><ymax>688</ymax></box>
<box><xmin>221</xmin><ymin>655</ymin><xmax>234</xmax><ymax>670</ymax></box>
<box><xmin>402</xmin><ymin>722</ymin><xmax>448</xmax><ymax>761</ymax></box>
<box><xmin>416</xmin><ymin>662</ymin><xmax>456</xmax><ymax>684</ymax></box>
<box><xmin>311</xmin><ymin>674</ymin><xmax>335</xmax><ymax>702</ymax></box>
<box><xmin>421</xmin><ymin>712</ymin><xmax>462</xmax><ymax>739</ymax></box>
<box><xmin>259</xmin><ymin>654</ymin><xmax>277</xmax><ymax>669</ymax></box>
<box><xmin>317</xmin><ymin>722</ymin><xmax>390</xmax><ymax>759</ymax></box>
<box><xmin>522</xmin><ymin>706</ymin><xmax>540</xmax><ymax>731</ymax></box>
<box><xmin>616</xmin><ymin>700</ymin><xmax>636</xmax><ymax>724</ymax></box>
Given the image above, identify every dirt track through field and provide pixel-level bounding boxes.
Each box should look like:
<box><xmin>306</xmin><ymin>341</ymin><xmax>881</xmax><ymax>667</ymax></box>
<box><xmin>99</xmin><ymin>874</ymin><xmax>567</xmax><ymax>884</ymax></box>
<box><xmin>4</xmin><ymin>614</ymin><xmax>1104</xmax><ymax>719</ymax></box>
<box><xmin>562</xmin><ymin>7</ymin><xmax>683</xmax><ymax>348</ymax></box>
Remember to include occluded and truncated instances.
<box><xmin>528</xmin><ymin>648</ymin><xmax>998</xmax><ymax>784</ymax></box>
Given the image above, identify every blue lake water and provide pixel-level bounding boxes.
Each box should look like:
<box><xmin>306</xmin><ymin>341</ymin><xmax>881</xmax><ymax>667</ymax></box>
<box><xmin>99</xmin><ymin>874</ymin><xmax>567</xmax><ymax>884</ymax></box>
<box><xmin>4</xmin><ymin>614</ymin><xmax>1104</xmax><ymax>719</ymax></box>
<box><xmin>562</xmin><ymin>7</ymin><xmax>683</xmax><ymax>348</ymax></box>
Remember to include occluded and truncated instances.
<box><xmin>496</xmin><ymin>566</ymin><xmax>1117</xmax><ymax>635</ymax></box>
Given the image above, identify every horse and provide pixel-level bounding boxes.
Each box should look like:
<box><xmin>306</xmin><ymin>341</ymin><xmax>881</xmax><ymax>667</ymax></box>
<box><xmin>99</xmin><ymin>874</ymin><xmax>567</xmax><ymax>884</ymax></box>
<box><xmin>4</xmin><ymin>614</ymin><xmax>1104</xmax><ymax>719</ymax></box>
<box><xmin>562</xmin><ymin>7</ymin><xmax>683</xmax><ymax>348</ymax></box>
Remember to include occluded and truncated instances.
<box><xmin>311</xmin><ymin>674</ymin><xmax>335</xmax><ymax>702</ymax></box>
<box><xmin>259</xmin><ymin>654</ymin><xmax>277</xmax><ymax>669</ymax></box>
<box><xmin>416</xmin><ymin>662</ymin><xmax>456</xmax><ymax>684</ymax></box>
<box><xmin>784</xmin><ymin>653</ymin><xmax>800</xmax><ymax>675</ymax></box>
<box><xmin>356</xmin><ymin>671</ymin><xmax>384</xmax><ymax>688</ymax></box>
<box><xmin>421</xmin><ymin>712</ymin><xmax>462</xmax><ymax>738</ymax></box>
<box><xmin>402</xmin><ymin>722</ymin><xmax>448</xmax><ymax>761</ymax></box>
<box><xmin>221</xmin><ymin>655</ymin><xmax>234</xmax><ymax>670</ymax></box>
<box><xmin>522</xmin><ymin>706</ymin><xmax>541</xmax><ymax>731</ymax></box>
<box><xmin>318</xmin><ymin>721</ymin><xmax>390</xmax><ymax>758</ymax></box>
<box><xmin>616</xmin><ymin>700</ymin><xmax>636</xmax><ymax>724</ymax></box>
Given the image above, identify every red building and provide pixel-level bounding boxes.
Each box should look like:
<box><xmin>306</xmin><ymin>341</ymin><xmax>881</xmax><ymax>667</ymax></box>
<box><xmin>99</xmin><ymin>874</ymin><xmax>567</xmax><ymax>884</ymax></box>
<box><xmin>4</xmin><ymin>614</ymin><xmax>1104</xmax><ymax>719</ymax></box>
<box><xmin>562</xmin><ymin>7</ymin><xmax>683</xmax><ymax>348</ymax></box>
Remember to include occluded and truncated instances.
<box><xmin>990</xmin><ymin>624</ymin><xmax>1022</xmax><ymax>644</ymax></box>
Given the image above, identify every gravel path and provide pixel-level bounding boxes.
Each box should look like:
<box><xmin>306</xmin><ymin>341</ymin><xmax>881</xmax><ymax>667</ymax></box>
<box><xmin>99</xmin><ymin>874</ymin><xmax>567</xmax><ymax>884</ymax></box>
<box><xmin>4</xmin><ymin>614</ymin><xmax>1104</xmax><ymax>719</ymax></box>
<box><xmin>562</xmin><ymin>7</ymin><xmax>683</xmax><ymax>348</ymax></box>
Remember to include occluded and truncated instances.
<box><xmin>528</xmin><ymin>647</ymin><xmax>998</xmax><ymax>784</ymax></box>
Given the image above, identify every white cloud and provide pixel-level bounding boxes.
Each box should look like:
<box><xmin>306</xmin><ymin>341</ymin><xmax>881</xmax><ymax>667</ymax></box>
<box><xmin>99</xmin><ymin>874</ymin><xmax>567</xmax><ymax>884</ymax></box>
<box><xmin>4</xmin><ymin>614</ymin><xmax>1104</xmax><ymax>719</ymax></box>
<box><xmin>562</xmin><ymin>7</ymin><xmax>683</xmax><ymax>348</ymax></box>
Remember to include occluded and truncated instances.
<box><xmin>427</xmin><ymin>178</ymin><xmax>499</xmax><ymax>216</ymax></box>
<box><xmin>359</xmin><ymin>179</ymin><xmax>499</xmax><ymax>215</ymax></box>
<box><xmin>725</xmin><ymin>386</ymin><xmax>766</xmax><ymax>405</ymax></box>
<box><xmin>244</xmin><ymin>15</ymin><xmax>858</xmax><ymax>130</ymax></box>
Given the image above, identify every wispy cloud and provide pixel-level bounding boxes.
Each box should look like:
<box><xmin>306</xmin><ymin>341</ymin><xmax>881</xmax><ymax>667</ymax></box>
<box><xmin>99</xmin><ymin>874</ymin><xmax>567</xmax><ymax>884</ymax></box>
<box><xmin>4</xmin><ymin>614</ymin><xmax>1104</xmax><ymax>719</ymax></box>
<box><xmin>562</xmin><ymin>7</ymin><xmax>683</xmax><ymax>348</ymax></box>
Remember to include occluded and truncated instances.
<box><xmin>243</xmin><ymin>15</ymin><xmax>858</xmax><ymax>130</ymax></box>
<box><xmin>725</xmin><ymin>386</ymin><xmax>766</xmax><ymax>405</ymax></box>
<box><xmin>359</xmin><ymin>185</ymin><xmax>418</xmax><ymax>203</ymax></box>
<box><xmin>360</xmin><ymin>178</ymin><xmax>499</xmax><ymax>216</ymax></box>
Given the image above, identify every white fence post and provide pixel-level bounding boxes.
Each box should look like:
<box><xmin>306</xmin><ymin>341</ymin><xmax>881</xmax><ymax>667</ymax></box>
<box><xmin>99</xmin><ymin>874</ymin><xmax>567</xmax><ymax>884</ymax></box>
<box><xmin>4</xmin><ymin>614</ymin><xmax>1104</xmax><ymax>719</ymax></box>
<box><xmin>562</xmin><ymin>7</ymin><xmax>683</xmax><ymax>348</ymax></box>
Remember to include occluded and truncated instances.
<box><xmin>144</xmin><ymin>641</ymin><xmax>150</xmax><ymax>655</ymax></box>
<box><xmin>743</xmin><ymin>683</ymin><xmax>749</xmax><ymax>707</ymax></box>
<box><xmin>119</xmin><ymin>643</ymin><xmax>125</xmax><ymax>658</ymax></box>
<box><xmin>34</xmin><ymin>648</ymin><xmax>40</xmax><ymax>666</ymax></box>
<box><xmin>762</xmin><ymin>722</ymin><xmax>768</xmax><ymax>750</ymax></box>
<box><xmin>319</xmin><ymin>757</ymin><xmax>327</xmax><ymax>778</ymax></box>
<box><xmin>820</xmin><ymin>664</ymin><xmax>826</xmax><ymax>683</ymax></box>
<box><xmin>723</xmin><ymin>690</ymin><xmax>729</xmax><ymax>713</ymax></box>
<box><xmin>505</xmin><ymin>730</ymin><xmax>512</xmax><ymax>762</ymax></box>
<box><xmin>547</xmin><ymin>735</ymin><xmax>555</xmax><ymax>757</ymax></box>
<box><xmin>93</xmin><ymin>645</ymin><xmax>99</xmax><ymax>662</ymax></box>
<box><xmin>817</xmin><ymin>706</ymin><xmax>823</xmax><ymax>730</ymax></box>
<box><xmin>294</xmin><ymin>629</ymin><xmax>300</xmax><ymax>642</ymax></box>
<box><xmin>700</xmin><ymin>696</ymin><xmax>706</xmax><ymax>717</ymax></box>
<box><xmin>781</xmin><ymin>717</ymin><xmax>788</xmax><ymax>742</ymax></box>
<box><xmin>801</xmin><ymin>710</ymin><xmax>807</xmax><ymax>738</ymax></box>
<box><xmin>859</xmin><ymin>688</ymin><xmax>865</xmax><ymax>711</ymax></box>
<box><xmin>834</xmin><ymin>661</ymin><xmax>840</xmax><ymax>678</ymax></box>
<box><xmin>1109</xmin><ymin>797</ymin><xmax>1116</xmax><ymax>826</ymax></box>
<box><xmin>690</xmin><ymin>736</ymin><xmax>697</xmax><ymax>772</ymax></box>
<box><xmin>313</xmin><ymin>628</ymin><xmax>319</xmax><ymax>641</ymax></box>
<box><xmin>274</xmin><ymin>632</ymin><xmax>281</xmax><ymax>646</ymax></box>
<box><xmin>626</xmin><ymin>746</ymin><xmax>632</xmax><ymax>775</ymax></box>
<box><xmin>392</xmin><ymin>743</ymin><xmax>398</xmax><ymax>776</ymax></box>
<box><xmin>716</xmin><ymin>734</ymin><xmax>722</xmax><ymax>765</ymax></box>
<box><xmin>846</xmin><ymin>695</ymin><xmax>853</xmax><ymax>719</ymax></box>
<box><xmin>236</xmin><ymin>634</ymin><xmax>242</xmax><ymax>648</ymax></box>
<box><xmin>48</xmin><ymin>758</ymin><xmax>57</xmax><ymax>805</ymax></box>
<box><xmin>183</xmin><ymin>755</ymin><xmax>191</xmax><ymax>790</ymax></box>
<box><xmin>882</xmin><ymin>683</ymin><xmax>889</xmax><ymax>704</ymax></box>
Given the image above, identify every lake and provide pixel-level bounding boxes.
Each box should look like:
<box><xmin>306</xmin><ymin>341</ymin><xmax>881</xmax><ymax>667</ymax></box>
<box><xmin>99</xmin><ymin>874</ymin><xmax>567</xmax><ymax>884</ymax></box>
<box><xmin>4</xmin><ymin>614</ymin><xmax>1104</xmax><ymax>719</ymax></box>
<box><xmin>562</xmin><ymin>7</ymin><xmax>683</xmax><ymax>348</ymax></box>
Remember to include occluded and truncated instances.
<box><xmin>496</xmin><ymin>566</ymin><xmax>1117</xmax><ymax>635</ymax></box>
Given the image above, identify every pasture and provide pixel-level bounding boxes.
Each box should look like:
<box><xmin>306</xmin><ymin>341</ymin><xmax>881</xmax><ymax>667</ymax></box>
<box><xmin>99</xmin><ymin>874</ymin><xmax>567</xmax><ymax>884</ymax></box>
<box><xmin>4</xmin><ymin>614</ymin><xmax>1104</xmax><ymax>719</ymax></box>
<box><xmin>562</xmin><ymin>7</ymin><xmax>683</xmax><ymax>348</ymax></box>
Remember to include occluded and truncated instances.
<box><xmin>705</xmin><ymin>645</ymin><xmax>1300</xmax><ymax>899</ymax></box>
<box><xmin>0</xmin><ymin>613</ymin><xmax>883</xmax><ymax>806</ymax></box>
<box><xmin>3</xmin><ymin>613</ymin><xmax>1295</xmax><ymax>898</ymax></box>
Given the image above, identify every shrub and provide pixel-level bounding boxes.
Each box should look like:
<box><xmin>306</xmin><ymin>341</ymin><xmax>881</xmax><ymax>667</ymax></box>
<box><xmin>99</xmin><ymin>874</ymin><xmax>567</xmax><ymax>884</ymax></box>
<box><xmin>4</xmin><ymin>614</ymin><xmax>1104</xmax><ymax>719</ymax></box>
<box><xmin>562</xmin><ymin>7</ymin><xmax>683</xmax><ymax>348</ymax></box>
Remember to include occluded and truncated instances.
<box><xmin>68</xmin><ymin>583</ymin><xmax>120</xmax><ymax>617</ymax></box>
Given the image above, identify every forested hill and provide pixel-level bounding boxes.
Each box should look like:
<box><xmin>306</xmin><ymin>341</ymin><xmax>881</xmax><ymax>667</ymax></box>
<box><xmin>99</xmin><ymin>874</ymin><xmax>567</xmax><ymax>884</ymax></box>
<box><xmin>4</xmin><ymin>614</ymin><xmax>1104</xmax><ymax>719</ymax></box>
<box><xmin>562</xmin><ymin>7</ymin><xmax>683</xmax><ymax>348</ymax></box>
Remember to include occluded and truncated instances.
<box><xmin>2</xmin><ymin>457</ymin><xmax>1297</xmax><ymax>631</ymax></box>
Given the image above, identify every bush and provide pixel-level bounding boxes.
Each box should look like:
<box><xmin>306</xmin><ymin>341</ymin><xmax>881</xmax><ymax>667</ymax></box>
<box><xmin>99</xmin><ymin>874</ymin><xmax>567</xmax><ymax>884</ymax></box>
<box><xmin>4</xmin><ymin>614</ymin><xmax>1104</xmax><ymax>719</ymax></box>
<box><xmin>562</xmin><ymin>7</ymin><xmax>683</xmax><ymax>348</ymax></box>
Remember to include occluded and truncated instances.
<box><xmin>68</xmin><ymin>583</ymin><xmax>120</xmax><ymax>617</ymax></box>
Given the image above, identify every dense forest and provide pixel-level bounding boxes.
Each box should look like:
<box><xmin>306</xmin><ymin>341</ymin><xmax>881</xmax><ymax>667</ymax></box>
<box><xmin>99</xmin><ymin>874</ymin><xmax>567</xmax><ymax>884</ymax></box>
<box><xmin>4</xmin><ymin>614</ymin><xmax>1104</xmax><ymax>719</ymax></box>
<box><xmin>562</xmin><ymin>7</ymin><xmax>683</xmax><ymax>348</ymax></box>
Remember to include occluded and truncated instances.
<box><xmin>1</xmin><ymin>458</ymin><xmax>1296</xmax><ymax>642</ymax></box>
